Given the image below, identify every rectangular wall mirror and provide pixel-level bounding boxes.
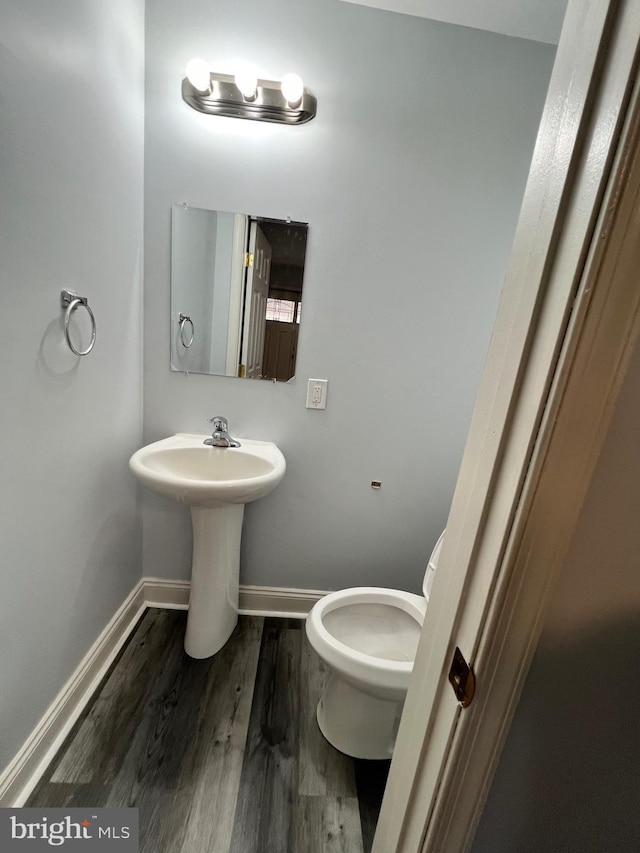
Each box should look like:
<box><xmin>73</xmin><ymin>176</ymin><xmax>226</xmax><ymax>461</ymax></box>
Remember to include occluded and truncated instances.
<box><xmin>171</xmin><ymin>205</ymin><xmax>308</xmax><ymax>381</ymax></box>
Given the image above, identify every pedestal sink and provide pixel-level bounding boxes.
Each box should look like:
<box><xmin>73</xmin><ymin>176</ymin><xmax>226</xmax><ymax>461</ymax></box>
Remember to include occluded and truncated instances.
<box><xmin>129</xmin><ymin>433</ymin><xmax>285</xmax><ymax>658</ymax></box>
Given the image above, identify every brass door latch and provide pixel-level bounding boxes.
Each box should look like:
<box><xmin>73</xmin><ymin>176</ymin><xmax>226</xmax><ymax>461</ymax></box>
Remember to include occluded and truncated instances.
<box><xmin>448</xmin><ymin>646</ymin><xmax>476</xmax><ymax>708</ymax></box>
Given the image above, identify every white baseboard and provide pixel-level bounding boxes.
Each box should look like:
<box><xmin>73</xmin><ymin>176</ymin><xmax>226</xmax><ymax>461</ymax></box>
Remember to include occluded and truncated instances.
<box><xmin>142</xmin><ymin>577</ymin><xmax>327</xmax><ymax>619</ymax></box>
<box><xmin>0</xmin><ymin>580</ymin><xmax>147</xmax><ymax>808</ymax></box>
<box><xmin>0</xmin><ymin>578</ymin><xmax>327</xmax><ymax>807</ymax></box>
<box><xmin>239</xmin><ymin>583</ymin><xmax>327</xmax><ymax>618</ymax></box>
<box><xmin>142</xmin><ymin>578</ymin><xmax>190</xmax><ymax>610</ymax></box>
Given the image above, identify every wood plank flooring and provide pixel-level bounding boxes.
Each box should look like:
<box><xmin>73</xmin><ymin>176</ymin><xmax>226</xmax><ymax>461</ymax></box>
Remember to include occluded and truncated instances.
<box><xmin>27</xmin><ymin>610</ymin><xmax>389</xmax><ymax>853</ymax></box>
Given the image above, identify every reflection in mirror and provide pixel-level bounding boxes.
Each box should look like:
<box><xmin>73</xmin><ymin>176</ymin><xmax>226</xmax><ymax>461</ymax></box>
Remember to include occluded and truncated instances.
<box><xmin>171</xmin><ymin>205</ymin><xmax>308</xmax><ymax>380</ymax></box>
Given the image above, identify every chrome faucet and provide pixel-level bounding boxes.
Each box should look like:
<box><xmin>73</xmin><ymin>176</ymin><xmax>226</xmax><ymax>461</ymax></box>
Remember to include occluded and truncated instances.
<box><xmin>204</xmin><ymin>416</ymin><xmax>241</xmax><ymax>448</ymax></box>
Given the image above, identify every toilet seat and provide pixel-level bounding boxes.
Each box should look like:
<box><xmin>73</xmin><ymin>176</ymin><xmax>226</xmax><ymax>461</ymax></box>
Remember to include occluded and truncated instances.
<box><xmin>306</xmin><ymin>586</ymin><xmax>427</xmax><ymax>697</ymax></box>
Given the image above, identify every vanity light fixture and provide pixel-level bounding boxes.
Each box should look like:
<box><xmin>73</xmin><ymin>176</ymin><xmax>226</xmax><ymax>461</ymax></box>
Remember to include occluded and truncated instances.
<box><xmin>182</xmin><ymin>59</ymin><xmax>317</xmax><ymax>124</ymax></box>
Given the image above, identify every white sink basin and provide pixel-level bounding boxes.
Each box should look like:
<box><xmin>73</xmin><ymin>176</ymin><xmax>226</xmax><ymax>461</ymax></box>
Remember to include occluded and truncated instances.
<box><xmin>129</xmin><ymin>433</ymin><xmax>286</xmax><ymax>508</ymax></box>
<box><xmin>129</xmin><ymin>432</ymin><xmax>286</xmax><ymax>658</ymax></box>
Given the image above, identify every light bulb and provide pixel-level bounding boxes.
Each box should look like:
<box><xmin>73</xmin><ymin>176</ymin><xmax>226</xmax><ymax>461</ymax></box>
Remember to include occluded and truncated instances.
<box><xmin>235</xmin><ymin>70</ymin><xmax>258</xmax><ymax>101</ymax></box>
<box><xmin>281</xmin><ymin>73</ymin><xmax>304</xmax><ymax>106</ymax></box>
<box><xmin>185</xmin><ymin>58</ymin><xmax>211</xmax><ymax>93</ymax></box>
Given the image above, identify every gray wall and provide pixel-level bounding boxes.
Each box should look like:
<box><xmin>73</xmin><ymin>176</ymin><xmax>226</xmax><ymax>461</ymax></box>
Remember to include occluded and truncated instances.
<box><xmin>143</xmin><ymin>0</ymin><xmax>556</xmax><ymax>592</ymax></box>
<box><xmin>471</xmin><ymin>338</ymin><xmax>640</xmax><ymax>851</ymax></box>
<box><xmin>0</xmin><ymin>1</ymin><xmax>145</xmax><ymax>774</ymax></box>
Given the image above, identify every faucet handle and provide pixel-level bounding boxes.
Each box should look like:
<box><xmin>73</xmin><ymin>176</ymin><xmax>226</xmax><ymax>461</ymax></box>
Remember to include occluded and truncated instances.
<box><xmin>208</xmin><ymin>416</ymin><xmax>228</xmax><ymax>432</ymax></box>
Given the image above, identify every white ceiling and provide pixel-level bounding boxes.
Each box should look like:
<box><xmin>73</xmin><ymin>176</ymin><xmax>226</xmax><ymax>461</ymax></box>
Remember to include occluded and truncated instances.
<box><xmin>340</xmin><ymin>0</ymin><xmax>568</xmax><ymax>45</ymax></box>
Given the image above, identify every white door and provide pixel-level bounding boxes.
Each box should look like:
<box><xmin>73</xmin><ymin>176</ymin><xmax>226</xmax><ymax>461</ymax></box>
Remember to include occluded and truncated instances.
<box><xmin>263</xmin><ymin>320</ymin><xmax>298</xmax><ymax>381</ymax></box>
<box><xmin>374</xmin><ymin>2</ymin><xmax>640</xmax><ymax>851</ymax></box>
<box><xmin>241</xmin><ymin>222</ymin><xmax>271</xmax><ymax>379</ymax></box>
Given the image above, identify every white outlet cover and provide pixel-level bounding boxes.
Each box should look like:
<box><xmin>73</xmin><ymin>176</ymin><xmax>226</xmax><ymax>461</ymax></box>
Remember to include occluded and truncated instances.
<box><xmin>306</xmin><ymin>378</ymin><xmax>328</xmax><ymax>409</ymax></box>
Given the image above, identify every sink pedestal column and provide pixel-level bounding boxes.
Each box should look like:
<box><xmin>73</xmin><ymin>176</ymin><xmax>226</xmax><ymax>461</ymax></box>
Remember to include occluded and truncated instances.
<box><xmin>184</xmin><ymin>503</ymin><xmax>245</xmax><ymax>658</ymax></box>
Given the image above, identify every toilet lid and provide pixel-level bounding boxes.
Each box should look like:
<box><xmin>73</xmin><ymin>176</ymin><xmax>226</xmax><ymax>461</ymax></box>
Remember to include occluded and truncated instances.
<box><xmin>423</xmin><ymin>529</ymin><xmax>445</xmax><ymax>601</ymax></box>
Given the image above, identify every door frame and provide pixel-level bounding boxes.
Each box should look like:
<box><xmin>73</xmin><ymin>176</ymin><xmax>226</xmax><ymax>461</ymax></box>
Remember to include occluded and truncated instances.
<box><xmin>240</xmin><ymin>219</ymin><xmax>271</xmax><ymax>379</ymax></box>
<box><xmin>226</xmin><ymin>213</ymin><xmax>248</xmax><ymax>376</ymax></box>
<box><xmin>374</xmin><ymin>2</ymin><xmax>640</xmax><ymax>851</ymax></box>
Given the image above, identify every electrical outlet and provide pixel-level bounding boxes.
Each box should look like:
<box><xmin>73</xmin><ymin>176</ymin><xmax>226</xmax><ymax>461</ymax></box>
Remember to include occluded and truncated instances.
<box><xmin>306</xmin><ymin>378</ymin><xmax>328</xmax><ymax>409</ymax></box>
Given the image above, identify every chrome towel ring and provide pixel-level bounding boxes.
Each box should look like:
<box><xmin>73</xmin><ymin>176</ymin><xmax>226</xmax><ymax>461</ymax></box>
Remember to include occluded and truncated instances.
<box><xmin>178</xmin><ymin>313</ymin><xmax>195</xmax><ymax>348</ymax></box>
<box><xmin>61</xmin><ymin>289</ymin><xmax>96</xmax><ymax>356</ymax></box>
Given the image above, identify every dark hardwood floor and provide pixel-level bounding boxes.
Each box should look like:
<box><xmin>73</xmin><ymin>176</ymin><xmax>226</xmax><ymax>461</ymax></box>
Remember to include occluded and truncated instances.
<box><xmin>27</xmin><ymin>610</ymin><xmax>389</xmax><ymax>853</ymax></box>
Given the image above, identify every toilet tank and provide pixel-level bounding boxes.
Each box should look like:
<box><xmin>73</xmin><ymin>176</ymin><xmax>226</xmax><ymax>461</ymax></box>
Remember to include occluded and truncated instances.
<box><xmin>423</xmin><ymin>529</ymin><xmax>445</xmax><ymax>602</ymax></box>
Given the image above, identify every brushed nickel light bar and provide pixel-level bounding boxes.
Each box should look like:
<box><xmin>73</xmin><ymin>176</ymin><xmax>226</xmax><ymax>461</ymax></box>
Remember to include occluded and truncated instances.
<box><xmin>181</xmin><ymin>59</ymin><xmax>317</xmax><ymax>125</ymax></box>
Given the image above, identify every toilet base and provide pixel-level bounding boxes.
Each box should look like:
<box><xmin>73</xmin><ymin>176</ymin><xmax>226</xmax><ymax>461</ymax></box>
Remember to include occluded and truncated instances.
<box><xmin>316</xmin><ymin>672</ymin><xmax>405</xmax><ymax>759</ymax></box>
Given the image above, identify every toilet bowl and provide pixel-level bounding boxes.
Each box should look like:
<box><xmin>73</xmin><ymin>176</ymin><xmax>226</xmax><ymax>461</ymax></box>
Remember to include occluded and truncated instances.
<box><xmin>305</xmin><ymin>530</ymin><xmax>445</xmax><ymax>759</ymax></box>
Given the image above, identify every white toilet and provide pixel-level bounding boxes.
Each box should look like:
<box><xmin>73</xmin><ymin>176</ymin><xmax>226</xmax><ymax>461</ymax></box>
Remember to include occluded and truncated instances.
<box><xmin>305</xmin><ymin>530</ymin><xmax>445</xmax><ymax>759</ymax></box>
